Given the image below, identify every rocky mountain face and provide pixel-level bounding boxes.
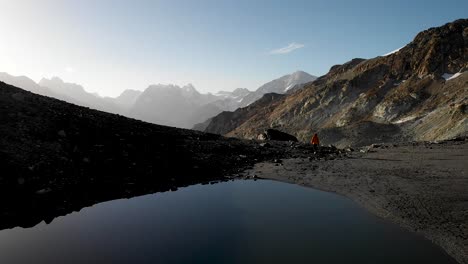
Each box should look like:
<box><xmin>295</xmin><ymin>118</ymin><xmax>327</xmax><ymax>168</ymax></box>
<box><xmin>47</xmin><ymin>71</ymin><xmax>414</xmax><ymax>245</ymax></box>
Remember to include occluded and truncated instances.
<box><xmin>204</xmin><ymin>19</ymin><xmax>468</xmax><ymax>147</ymax></box>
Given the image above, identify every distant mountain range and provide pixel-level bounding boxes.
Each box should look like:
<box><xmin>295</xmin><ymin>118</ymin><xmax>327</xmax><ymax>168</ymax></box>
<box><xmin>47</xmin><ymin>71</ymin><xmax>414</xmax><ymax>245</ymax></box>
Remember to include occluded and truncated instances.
<box><xmin>0</xmin><ymin>71</ymin><xmax>317</xmax><ymax>129</ymax></box>
<box><xmin>0</xmin><ymin>73</ymin><xmax>124</xmax><ymax>114</ymax></box>
<box><xmin>0</xmin><ymin>72</ymin><xmax>50</xmax><ymax>97</ymax></box>
<box><xmin>203</xmin><ymin>19</ymin><xmax>468</xmax><ymax>147</ymax></box>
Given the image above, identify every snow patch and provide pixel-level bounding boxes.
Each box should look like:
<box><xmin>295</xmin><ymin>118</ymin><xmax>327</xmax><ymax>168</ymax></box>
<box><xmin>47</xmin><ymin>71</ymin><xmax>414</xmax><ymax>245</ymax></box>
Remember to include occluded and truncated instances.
<box><xmin>284</xmin><ymin>84</ymin><xmax>294</xmax><ymax>92</ymax></box>
<box><xmin>442</xmin><ymin>72</ymin><xmax>463</xmax><ymax>81</ymax></box>
<box><xmin>393</xmin><ymin>115</ymin><xmax>417</xmax><ymax>124</ymax></box>
<box><xmin>383</xmin><ymin>46</ymin><xmax>403</xmax><ymax>56</ymax></box>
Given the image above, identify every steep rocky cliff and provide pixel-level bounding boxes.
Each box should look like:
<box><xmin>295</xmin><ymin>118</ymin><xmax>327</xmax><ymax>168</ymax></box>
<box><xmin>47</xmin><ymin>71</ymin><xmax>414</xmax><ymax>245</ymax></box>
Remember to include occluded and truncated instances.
<box><xmin>205</xmin><ymin>19</ymin><xmax>468</xmax><ymax>147</ymax></box>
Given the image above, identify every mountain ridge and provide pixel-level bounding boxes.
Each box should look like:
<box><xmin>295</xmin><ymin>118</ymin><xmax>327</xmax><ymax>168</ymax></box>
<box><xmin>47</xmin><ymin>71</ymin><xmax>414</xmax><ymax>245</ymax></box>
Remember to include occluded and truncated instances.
<box><xmin>203</xmin><ymin>19</ymin><xmax>468</xmax><ymax>147</ymax></box>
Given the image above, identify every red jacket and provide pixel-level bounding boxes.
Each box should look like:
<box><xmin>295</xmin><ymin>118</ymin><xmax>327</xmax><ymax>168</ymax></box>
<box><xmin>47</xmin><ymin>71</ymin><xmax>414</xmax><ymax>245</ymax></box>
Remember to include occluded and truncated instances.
<box><xmin>311</xmin><ymin>134</ymin><xmax>319</xmax><ymax>145</ymax></box>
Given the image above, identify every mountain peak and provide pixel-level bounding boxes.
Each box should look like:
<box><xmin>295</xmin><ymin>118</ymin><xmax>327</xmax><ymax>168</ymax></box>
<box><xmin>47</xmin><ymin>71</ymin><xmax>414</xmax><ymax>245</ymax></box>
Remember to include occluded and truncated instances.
<box><xmin>182</xmin><ymin>83</ymin><xmax>198</xmax><ymax>93</ymax></box>
<box><xmin>291</xmin><ymin>70</ymin><xmax>310</xmax><ymax>76</ymax></box>
<box><xmin>232</xmin><ymin>88</ymin><xmax>250</xmax><ymax>95</ymax></box>
<box><xmin>234</xmin><ymin>70</ymin><xmax>317</xmax><ymax>107</ymax></box>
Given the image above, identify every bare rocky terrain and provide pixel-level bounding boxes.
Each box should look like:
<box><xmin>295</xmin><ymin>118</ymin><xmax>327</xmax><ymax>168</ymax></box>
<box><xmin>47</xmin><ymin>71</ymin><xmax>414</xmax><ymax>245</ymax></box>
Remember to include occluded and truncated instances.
<box><xmin>245</xmin><ymin>139</ymin><xmax>468</xmax><ymax>264</ymax></box>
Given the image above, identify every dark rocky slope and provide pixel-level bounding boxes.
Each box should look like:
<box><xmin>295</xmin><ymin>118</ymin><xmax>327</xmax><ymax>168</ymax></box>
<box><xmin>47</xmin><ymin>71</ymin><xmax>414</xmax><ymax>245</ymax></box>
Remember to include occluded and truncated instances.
<box><xmin>204</xmin><ymin>19</ymin><xmax>468</xmax><ymax>147</ymax></box>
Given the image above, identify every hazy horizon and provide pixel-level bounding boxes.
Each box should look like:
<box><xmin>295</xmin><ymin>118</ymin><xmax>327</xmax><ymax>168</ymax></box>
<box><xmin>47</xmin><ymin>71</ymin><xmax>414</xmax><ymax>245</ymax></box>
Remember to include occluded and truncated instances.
<box><xmin>0</xmin><ymin>0</ymin><xmax>466</xmax><ymax>97</ymax></box>
<box><xmin>0</xmin><ymin>70</ymin><xmax>313</xmax><ymax>98</ymax></box>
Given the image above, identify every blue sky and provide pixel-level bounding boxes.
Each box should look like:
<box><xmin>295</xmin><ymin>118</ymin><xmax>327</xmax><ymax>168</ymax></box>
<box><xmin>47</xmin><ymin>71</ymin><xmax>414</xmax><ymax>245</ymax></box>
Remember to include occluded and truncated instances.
<box><xmin>0</xmin><ymin>0</ymin><xmax>466</xmax><ymax>96</ymax></box>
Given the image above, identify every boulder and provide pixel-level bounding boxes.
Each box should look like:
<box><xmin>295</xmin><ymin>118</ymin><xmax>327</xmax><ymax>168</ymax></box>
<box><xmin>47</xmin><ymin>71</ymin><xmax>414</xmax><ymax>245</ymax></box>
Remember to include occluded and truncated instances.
<box><xmin>263</xmin><ymin>129</ymin><xmax>298</xmax><ymax>142</ymax></box>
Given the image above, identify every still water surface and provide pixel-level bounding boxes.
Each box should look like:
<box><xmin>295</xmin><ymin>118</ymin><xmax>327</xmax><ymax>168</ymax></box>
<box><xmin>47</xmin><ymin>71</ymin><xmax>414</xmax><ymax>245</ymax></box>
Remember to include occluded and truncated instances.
<box><xmin>0</xmin><ymin>180</ymin><xmax>456</xmax><ymax>264</ymax></box>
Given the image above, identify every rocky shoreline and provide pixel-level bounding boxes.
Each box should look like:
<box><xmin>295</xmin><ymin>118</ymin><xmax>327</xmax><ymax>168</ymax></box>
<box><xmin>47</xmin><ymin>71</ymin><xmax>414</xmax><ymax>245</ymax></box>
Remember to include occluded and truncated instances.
<box><xmin>244</xmin><ymin>138</ymin><xmax>468</xmax><ymax>264</ymax></box>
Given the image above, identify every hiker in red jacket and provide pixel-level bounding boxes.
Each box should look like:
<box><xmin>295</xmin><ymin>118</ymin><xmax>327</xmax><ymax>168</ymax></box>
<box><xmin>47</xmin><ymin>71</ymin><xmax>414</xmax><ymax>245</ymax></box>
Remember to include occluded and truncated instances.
<box><xmin>310</xmin><ymin>133</ymin><xmax>320</xmax><ymax>149</ymax></box>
